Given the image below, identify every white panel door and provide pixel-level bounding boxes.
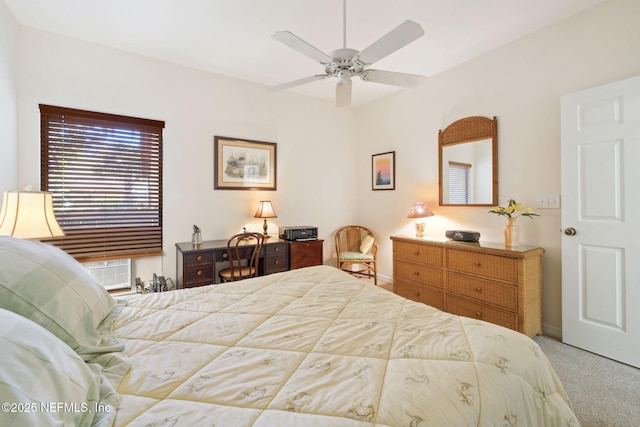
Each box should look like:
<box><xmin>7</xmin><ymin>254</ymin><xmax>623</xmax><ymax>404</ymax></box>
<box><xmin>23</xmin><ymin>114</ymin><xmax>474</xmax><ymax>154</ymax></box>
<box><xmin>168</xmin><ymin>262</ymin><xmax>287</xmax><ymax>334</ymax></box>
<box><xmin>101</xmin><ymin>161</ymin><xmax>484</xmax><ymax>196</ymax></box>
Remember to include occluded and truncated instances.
<box><xmin>561</xmin><ymin>75</ymin><xmax>640</xmax><ymax>368</ymax></box>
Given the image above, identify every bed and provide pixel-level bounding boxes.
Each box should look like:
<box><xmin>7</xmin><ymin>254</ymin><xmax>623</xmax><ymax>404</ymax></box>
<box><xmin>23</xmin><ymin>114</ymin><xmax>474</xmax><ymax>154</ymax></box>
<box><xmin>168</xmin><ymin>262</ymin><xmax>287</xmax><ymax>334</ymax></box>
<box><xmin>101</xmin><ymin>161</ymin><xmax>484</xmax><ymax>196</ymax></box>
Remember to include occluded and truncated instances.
<box><xmin>0</xmin><ymin>236</ymin><xmax>580</xmax><ymax>426</ymax></box>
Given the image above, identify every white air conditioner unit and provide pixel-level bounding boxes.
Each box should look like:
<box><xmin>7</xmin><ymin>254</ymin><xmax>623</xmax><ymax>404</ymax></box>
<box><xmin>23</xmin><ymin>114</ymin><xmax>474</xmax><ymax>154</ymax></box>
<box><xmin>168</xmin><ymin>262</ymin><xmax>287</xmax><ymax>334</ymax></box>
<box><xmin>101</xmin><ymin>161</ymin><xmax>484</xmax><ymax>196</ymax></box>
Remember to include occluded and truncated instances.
<box><xmin>82</xmin><ymin>259</ymin><xmax>131</xmax><ymax>291</ymax></box>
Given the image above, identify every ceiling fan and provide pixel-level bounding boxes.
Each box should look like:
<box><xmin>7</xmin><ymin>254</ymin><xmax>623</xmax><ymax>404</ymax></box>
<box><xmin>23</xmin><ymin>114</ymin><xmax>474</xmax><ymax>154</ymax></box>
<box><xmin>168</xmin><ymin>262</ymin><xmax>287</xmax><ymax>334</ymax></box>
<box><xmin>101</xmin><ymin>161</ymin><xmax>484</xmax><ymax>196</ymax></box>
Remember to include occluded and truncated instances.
<box><xmin>270</xmin><ymin>0</ymin><xmax>426</xmax><ymax>107</ymax></box>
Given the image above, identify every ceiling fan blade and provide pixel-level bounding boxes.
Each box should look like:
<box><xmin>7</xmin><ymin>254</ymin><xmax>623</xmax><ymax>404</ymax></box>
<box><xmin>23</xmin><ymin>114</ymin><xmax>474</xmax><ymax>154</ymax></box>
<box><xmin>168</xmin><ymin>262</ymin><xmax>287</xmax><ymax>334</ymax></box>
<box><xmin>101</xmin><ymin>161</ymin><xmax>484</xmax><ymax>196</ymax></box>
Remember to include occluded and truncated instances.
<box><xmin>335</xmin><ymin>78</ymin><xmax>352</xmax><ymax>107</ymax></box>
<box><xmin>272</xmin><ymin>31</ymin><xmax>334</xmax><ymax>64</ymax></box>
<box><xmin>361</xmin><ymin>69</ymin><xmax>426</xmax><ymax>88</ymax></box>
<box><xmin>356</xmin><ymin>20</ymin><xmax>424</xmax><ymax>65</ymax></box>
<box><xmin>268</xmin><ymin>74</ymin><xmax>329</xmax><ymax>91</ymax></box>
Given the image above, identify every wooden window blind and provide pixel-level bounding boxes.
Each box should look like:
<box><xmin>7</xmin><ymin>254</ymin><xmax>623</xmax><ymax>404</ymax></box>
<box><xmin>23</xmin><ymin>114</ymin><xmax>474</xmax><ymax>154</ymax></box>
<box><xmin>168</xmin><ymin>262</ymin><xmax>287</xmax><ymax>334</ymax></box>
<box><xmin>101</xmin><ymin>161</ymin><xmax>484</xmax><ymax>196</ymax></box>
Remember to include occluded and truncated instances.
<box><xmin>448</xmin><ymin>161</ymin><xmax>471</xmax><ymax>204</ymax></box>
<box><xmin>40</xmin><ymin>104</ymin><xmax>164</xmax><ymax>262</ymax></box>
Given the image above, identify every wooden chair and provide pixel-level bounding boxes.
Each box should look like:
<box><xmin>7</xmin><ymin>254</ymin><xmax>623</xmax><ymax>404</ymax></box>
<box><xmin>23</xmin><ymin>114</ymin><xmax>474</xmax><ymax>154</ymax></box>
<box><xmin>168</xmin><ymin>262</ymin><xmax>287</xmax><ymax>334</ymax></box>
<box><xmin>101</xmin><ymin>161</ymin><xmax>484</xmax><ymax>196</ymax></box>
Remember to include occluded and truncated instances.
<box><xmin>335</xmin><ymin>225</ymin><xmax>378</xmax><ymax>285</ymax></box>
<box><xmin>218</xmin><ymin>232</ymin><xmax>264</xmax><ymax>282</ymax></box>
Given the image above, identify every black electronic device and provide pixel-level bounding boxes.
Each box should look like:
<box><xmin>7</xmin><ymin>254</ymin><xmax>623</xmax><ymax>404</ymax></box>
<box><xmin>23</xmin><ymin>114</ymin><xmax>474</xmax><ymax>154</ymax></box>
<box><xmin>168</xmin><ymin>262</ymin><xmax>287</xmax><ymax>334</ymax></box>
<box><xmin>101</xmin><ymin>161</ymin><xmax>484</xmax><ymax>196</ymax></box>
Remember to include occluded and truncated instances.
<box><xmin>279</xmin><ymin>226</ymin><xmax>318</xmax><ymax>241</ymax></box>
<box><xmin>446</xmin><ymin>230</ymin><xmax>481</xmax><ymax>242</ymax></box>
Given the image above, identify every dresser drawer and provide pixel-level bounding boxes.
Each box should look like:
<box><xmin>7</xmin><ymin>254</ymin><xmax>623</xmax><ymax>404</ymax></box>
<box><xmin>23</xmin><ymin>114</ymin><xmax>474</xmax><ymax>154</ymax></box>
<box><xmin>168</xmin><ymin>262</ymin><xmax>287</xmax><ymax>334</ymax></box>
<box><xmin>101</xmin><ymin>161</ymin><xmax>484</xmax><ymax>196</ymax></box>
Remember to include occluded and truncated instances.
<box><xmin>395</xmin><ymin>259</ymin><xmax>443</xmax><ymax>288</ymax></box>
<box><xmin>290</xmin><ymin>240</ymin><xmax>323</xmax><ymax>269</ymax></box>
<box><xmin>394</xmin><ymin>242</ymin><xmax>443</xmax><ymax>266</ymax></box>
<box><xmin>184</xmin><ymin>251</ymin><xmax>213</xmax><ymax>266</ymax></box>
<box><xmin>394</xmin><ymin>279</ymin><xmax>443</xmax><ymax>310</ymax></box>
<box><xmin>447</xmin><ymin>249</ymin><xmax>517</xmax><ymax>283</ymax></box>
<box><xmin>446</xmin><ymin>294</ymin><xmax>518</xmax><ymax>330</ymax></box>
<box><xmin>447</xmin><ymin>272</ymin><xmax>517</xmax><ymax>311</ymax></box>
<box><xmin>183</xmin><ymin>264</ymin><xmax>214</xmax><ymax>286</ymax></box>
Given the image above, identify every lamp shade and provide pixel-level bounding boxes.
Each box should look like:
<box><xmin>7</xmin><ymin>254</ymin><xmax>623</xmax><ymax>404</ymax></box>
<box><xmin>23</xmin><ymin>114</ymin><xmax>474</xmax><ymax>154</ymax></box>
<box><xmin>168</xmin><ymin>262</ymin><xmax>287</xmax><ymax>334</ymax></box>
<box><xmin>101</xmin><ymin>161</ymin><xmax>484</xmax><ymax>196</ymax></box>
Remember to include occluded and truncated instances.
<box><xmin>0</xmin><ymin>191</ymin><xmax>65</xmax><ymax>239</ymax></box>
<box><xmin>407</xmin><ymin>202</ymin><xmax>434</xmax><ymax>219</ymax></box>
<box><xmin>254</xmin><ymin>201</ymin><xmax>277</xmax><ymax>218</ymax></box>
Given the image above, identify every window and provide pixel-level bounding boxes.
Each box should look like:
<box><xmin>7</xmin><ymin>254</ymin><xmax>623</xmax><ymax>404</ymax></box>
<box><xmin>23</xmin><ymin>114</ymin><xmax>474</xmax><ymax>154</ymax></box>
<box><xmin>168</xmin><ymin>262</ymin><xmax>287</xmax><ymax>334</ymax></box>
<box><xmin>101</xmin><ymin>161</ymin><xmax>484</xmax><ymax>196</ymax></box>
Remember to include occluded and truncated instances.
<box><xmin>40</xmin><ymin>104</ymin><xmax>164</xmax><ymax>262</ymax></box>
<box><xmin>448</xmin><ymin>161</ymin><xmax>471</xmax><ymax>204</ymax></box>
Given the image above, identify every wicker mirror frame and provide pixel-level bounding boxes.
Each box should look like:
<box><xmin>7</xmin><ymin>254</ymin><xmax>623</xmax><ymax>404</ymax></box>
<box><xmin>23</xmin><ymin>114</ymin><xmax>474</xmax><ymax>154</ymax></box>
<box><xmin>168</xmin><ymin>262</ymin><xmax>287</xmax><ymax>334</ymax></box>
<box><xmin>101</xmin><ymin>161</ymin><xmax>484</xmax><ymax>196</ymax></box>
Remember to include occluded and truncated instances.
<box><xmin>438</xmin><ymin>116</ymin><xmax>498</xmax><ymax>207</ymax></box>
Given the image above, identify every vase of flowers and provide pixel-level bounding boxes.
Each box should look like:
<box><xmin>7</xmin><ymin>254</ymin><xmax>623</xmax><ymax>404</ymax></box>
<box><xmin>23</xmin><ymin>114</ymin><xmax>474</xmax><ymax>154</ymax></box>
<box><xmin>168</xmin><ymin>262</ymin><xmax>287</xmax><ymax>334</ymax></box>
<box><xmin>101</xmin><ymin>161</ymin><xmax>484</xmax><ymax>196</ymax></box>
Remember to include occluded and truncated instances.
<box><xmin>489</xmin><ymin>199</ymin><xmax>539</xmax><ymax>247</ymax></box>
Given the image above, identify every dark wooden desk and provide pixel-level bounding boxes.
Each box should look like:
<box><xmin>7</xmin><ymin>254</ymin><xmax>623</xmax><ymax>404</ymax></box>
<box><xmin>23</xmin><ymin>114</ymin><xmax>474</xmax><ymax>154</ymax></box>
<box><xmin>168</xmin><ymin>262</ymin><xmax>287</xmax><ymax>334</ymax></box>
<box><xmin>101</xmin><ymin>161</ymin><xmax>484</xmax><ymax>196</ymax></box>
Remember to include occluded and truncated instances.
<box><xmin>175</xmin><ymin>238</ymin><xmax>290</xmax><ymax>288</ymax></box>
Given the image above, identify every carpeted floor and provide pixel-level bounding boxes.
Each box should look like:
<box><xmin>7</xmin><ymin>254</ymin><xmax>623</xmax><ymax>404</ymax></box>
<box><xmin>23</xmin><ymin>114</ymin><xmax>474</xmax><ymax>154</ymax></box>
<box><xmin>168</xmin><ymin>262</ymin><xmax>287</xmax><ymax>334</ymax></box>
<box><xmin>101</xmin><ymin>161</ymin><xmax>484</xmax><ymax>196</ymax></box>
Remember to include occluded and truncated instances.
<box><xmin>532</xmin><ymin>335</ymin><xmax>639</xmax><ymax>427</ymax></box>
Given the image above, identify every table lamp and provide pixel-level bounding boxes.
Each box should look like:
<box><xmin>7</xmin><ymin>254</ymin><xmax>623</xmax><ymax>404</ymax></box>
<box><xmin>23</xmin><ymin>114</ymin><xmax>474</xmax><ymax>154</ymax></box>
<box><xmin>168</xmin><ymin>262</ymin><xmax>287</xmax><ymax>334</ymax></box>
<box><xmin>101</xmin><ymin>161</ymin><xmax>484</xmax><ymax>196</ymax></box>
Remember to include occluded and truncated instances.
<box><xmin>407</xmin><ymin>202</ymin><xmax>434</xmax><ymax>238</ymax></box>
<box><xmin>254</xmin><ymin>201</ymin><xmax>277</xmax><ymax>239</ymax></box>
<box><xmin>0</xmin><ymin>190</ymin><xmax>65</xmax><ymax>239</ymax></box>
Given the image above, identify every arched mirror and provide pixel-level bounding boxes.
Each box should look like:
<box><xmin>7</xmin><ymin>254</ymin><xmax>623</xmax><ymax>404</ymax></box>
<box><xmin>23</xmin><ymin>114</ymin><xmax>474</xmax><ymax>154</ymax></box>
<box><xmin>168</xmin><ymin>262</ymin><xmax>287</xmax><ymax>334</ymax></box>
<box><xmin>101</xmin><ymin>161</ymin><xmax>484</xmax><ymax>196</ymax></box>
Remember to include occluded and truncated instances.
<box><xmin>439</xmin><ymin>116</ymin><xmax>498</xmax><ymax>206</ymax></box>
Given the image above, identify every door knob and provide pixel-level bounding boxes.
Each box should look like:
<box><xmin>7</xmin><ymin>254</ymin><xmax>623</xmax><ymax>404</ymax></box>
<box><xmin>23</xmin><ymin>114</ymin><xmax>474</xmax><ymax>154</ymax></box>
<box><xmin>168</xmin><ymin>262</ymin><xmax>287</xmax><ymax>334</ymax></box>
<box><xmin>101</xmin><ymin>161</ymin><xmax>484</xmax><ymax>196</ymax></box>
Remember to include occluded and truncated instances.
<box><xmin>564</xmin><ymin>227</ymin><xmax>577</xmax><ymax>236</ymax></box>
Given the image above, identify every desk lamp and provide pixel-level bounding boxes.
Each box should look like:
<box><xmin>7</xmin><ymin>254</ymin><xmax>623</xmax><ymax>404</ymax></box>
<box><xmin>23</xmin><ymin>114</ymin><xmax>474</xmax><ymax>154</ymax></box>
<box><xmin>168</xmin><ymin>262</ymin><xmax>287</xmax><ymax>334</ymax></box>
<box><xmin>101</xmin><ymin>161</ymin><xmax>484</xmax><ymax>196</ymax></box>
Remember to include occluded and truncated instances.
<box><xmin>407</xmin><ymin>202</ymin><xmax>434</xmax><ymax>238</ymax></box>
<box><xmin>0</xmin><ymin>190</ymin><xmax>65</xmax><ymax>239</ymax></box>
<box><xmin>254</xmin><ymin>201</ymin><xmax>277</xmax><ymax>239</ymax></box>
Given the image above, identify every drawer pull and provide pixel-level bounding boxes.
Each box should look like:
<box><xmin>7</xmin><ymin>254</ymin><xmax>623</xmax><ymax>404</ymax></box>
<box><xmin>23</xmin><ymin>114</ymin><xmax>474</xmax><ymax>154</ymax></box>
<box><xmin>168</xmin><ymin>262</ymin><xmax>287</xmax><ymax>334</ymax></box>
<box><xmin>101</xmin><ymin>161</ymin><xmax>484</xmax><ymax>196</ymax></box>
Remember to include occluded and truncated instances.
<box><xmin>222</xmin><ymin>253</ymin><xmax>228</xmax><ymax>259</ymax></box>
<box><xmin>475</xmin><ymin>311</ymin><xmax>482</xmax><ymax>318</ymax></box>
<box><xmin>475</xmin><ymin>287</ymin><xmax>482</xmax><ymax>293</ymax></box>
<box><xmin>413</xmin><ymin>271</ymin><xmax>420</xmax><ymax>276</ymax></box>
<box><xmin>197</xmin><ymin>255</ymin><xmax>203</xmax><ymax>262</ymax></box>
<box><xmin>274</xmin><ymin>260</ymin><xmax>280</xmax><ymax>265</ymax></box>
<box><xmin>473</xmin><ymin>262</ymin><xmax>482</xmax><ymax>267</ymax></box>
<box><xmin>274</xmin><ymin>248</ymin><xmax>280</xmax><ymax>252</ymax></box>
<box><xmin>197</xmin><ymin>270</ymin><xmax>203</xmax><ymax>276</ymax></box>
<box><xmin>414</xmin><ymin>291</ymin><xmax>421</xmax><ymax>297</ymax></box>
<box><xmin>413</xmin><ymin>250</ymin><xmax>420</xmax><ymax>256</ymax></box>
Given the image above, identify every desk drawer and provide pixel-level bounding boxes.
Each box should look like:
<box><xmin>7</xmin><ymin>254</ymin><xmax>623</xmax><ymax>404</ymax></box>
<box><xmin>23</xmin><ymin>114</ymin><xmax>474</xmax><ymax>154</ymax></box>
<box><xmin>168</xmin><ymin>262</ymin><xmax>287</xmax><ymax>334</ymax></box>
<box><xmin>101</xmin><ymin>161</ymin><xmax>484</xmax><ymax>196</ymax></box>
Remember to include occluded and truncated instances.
<box><xmin>394</xmin><ymin>241</ymin><xmax>443</xmax><ymax>266</ymax></box>
<box><xmin>447</xmin><ymin>249</ymin><xmax>517</xmax><ymax>283</ymax></box>
<box><xmin>447</xmin><ymin>272</ymin><xmax>517</xmax><ymax>311</ymax></box>
<box><xmin>263</xmin><ymin>253</ymin><xmax>288</xmax><ymax>274</ymax></box>
<box><xmin>265</xmin><ymin>242</ymin><xmax>288</xmax><ymax>257</ymax></box>
<box><xmin>395</xmin><ymin>259</ymin><xmax>443</xmax><ymax>288</ymax></box>
<box><xmin>446</xmin><ymin>294</ymin><xmax>518</xmax><ymax>330</ymax></box>
<box><xmin>184</xmin><ymin>264</ymin><xmax>214</xmax><ymax>286</ymax></box>
<box><xmin>184</xmin><ymin>251</ymin><xmax>213</xmax><ymax>266</ymax></box>
<box><xmin>394</xmin><ymin>279</ymin><xmax>443</xmax><ymax>310</ymax></box>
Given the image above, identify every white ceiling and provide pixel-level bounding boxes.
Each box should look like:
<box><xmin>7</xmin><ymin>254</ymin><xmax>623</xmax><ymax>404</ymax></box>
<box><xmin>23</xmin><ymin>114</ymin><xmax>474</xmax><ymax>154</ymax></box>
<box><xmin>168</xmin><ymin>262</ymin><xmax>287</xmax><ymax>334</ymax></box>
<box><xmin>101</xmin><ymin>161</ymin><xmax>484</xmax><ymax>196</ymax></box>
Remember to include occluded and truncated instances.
<box><xmin>4</xmin><ymin>0</ymin><xmax>605</xmax><ymax>106</ymax></box>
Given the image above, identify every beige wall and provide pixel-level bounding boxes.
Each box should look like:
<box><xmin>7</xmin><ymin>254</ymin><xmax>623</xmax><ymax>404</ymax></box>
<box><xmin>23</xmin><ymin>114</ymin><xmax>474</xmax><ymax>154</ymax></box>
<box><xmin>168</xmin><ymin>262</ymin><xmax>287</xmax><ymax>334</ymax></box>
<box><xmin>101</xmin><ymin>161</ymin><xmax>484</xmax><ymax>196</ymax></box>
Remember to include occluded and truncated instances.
<box><xmin>0</xmin><ymin>0</ymin><xmax>18</xmax><ymax>193</ymax></box>
<box><xmin>355</xmin><ymin>0</ymin><xmax>640</xmax><ymax>336</ymax></box>
<box><xmin>14</xmin><ymin>27</ymin><xmax>358</xmax><ymax>283</ymax></box>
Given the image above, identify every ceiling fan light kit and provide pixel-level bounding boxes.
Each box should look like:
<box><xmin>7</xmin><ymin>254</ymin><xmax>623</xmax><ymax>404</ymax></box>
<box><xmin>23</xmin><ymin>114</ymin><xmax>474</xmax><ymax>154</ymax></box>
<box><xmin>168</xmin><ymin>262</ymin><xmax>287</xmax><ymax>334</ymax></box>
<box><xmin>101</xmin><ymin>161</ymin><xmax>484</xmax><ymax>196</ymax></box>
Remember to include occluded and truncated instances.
<box><xmin>270</xmin><ymin>0</ymin><xmax>426</xmax><ymax>107</ymax></box>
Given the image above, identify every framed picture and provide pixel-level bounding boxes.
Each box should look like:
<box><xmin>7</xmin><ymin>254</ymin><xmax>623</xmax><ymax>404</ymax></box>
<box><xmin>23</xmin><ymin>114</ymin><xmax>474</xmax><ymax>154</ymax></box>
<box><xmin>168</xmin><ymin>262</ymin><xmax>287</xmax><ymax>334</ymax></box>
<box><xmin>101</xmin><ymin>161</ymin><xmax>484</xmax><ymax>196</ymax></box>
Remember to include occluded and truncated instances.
<box><xmin>214</xmin><ymin>136</ymin><xmax>277</xmax><ymax>190</ymax></box>
<box><xmin>372</xmin><ymin>151</ymin><xmax>395</xmax><ymax>190</ymax></box>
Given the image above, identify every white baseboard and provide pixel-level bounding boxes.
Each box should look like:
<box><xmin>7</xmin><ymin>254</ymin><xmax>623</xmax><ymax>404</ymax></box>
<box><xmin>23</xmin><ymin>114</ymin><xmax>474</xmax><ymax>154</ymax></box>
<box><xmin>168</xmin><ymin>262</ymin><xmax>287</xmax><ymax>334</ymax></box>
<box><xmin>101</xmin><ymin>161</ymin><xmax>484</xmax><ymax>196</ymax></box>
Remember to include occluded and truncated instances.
<box><xmin>542</xmin><ymin>323</ymin><xmax>562</xmax><ymax>340</ymax></box>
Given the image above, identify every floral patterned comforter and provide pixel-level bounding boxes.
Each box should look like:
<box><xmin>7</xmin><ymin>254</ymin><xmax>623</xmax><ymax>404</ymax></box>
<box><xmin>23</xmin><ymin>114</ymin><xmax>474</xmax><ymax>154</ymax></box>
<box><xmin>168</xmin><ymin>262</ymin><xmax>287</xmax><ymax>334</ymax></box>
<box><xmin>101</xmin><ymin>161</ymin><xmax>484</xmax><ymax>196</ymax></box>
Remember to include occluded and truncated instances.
<box><xmin>112</xmin><ymin>265</ymin><xmax>579</xmax><ymax>426</ymax></box>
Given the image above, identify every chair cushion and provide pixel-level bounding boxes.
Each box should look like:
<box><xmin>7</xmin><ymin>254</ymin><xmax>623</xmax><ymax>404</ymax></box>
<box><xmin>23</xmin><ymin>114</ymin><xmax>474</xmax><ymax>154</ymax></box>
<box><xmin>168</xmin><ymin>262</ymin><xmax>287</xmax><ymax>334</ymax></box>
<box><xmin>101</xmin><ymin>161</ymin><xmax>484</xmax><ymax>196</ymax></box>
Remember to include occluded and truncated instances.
<box><xmin>339</xmin><ymin>251</ymin><xmax>374</xmax><ymax>261</ymax></box>
<box><xmin>359</xmin><ymin>235</ymin><xmax>374</xmax><ymax>254</ymax></box>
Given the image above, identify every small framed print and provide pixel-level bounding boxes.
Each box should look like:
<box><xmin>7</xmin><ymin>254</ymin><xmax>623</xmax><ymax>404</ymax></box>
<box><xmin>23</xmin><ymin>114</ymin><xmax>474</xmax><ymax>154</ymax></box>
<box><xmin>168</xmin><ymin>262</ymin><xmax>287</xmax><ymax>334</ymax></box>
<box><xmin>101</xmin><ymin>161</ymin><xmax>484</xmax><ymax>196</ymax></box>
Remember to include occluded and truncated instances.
<box><xmin>214</xmin><ymin>136</ymin><xmax>277</xmax><ymax>190</ymax></box>
<box><xmin>372</xmin><ymin>151</ymin><xmax>395</xmax><ymax>190</ymax></box>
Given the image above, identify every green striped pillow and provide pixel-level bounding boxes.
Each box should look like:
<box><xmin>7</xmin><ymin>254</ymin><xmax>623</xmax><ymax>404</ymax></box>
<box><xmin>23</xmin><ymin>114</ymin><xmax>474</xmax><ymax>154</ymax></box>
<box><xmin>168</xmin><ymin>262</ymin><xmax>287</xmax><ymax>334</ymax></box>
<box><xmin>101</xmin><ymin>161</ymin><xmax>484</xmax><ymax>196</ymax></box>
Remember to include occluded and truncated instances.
<box><xmin>0</xmin><ymin>308</ymin><xmax>101</xmax><ymax>426</ymax></box>
<box><xmin>0</xmin><ymin>237</ymin><xmax>116</xmax><ymax>357</ymax></box>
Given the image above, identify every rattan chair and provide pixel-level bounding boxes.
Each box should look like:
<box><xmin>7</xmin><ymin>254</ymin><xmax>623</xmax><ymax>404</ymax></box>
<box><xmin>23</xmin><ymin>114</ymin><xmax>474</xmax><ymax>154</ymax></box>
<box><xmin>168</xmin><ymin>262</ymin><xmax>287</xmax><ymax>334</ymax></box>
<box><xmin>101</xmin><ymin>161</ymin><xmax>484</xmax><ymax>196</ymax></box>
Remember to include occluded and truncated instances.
<box><xmin>335</xmin><ymin>225</ymin><xmax>378</xmax><ymax>285</ymax></box>
<box><xmin>218</xmin><ymin>232</ymin><xmax>264</xmax><ymax>282</ymax></box>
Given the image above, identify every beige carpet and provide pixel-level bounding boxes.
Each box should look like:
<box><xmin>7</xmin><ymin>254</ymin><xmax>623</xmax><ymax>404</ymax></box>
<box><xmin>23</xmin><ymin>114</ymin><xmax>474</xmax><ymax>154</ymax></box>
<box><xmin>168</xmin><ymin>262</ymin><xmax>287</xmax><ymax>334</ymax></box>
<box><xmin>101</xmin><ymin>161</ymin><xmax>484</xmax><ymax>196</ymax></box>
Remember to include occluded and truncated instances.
<box><xmin>533</xmin><ymin>335</ymin><xmax>640</xmax><ymax>427</ymax></box>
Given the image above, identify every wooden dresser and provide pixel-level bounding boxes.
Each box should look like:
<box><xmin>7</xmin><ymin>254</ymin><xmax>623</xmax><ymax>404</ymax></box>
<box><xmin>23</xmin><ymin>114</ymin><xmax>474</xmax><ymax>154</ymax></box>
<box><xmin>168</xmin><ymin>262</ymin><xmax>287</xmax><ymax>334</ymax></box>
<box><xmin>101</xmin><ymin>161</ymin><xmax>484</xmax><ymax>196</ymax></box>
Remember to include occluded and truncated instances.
<box><xmin>391</xmin><ymin>236</ymin><xmax>544</xmax><ymax>336</ymax></box>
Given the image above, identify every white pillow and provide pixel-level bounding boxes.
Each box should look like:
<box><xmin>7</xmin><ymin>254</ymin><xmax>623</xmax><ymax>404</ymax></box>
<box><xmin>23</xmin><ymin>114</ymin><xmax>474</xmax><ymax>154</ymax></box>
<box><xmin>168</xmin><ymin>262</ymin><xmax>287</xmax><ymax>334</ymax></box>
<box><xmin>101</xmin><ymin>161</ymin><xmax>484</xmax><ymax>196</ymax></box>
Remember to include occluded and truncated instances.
<box><xmin>0</xmin><ymin>308</ymin><xmax>100</xmax><ymax>427</ymax></box>
<box><xmin>360</xmin><ymin>235</ymin><xmax>375</xmax><ymax>254</ymax></box>
<box><xmin>0</xmin><ymin>236</ymin><xmax>116</xmax><ymax>356</ymax></box>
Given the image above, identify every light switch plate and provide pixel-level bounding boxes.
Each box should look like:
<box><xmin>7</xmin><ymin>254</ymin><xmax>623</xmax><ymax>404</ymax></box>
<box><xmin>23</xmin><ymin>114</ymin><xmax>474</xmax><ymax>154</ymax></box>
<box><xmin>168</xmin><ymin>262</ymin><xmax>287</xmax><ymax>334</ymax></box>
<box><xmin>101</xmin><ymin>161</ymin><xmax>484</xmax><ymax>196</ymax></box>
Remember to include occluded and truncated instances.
<box><xmin>536</xmin><ymin>194</ymin><xmax>561</xmax><ymax>209</ymax></box>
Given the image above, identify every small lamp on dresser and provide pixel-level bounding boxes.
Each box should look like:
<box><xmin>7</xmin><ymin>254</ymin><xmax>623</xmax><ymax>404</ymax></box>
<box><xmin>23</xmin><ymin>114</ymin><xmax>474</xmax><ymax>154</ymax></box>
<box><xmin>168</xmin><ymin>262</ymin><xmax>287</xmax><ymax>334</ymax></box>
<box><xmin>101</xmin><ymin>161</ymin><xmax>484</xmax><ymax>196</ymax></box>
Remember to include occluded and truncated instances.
<box><xmin>407</xmin><ymin>202</ymin><xmax>434</xmax><ymax>238</ymax></box>
<box><xmin>254</xmin><ymin>201</ymin><xmax>277</xmax><ymax>239</ymax></box>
